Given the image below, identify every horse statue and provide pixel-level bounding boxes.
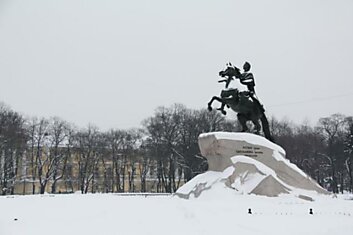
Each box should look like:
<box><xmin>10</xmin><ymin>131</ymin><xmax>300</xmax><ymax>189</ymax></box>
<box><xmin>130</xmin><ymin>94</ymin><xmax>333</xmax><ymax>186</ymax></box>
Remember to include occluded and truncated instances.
<box><xmin>208</xmin><ymin>64</ymin><xmax>273</xmax><ymax>142</ymax></box>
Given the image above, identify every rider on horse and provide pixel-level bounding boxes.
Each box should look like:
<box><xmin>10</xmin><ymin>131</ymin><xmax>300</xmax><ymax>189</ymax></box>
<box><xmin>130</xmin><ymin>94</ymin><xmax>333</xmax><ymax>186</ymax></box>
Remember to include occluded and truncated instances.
<box><xmin>239</xmin><ymin>62</ymin><xmax>255</xmax><ymax>93</ymax></box>
<box><xmin>239</xmin><ymin>62</ymin><xmax>264</xmax><ymax>112</ymax></box>
<box><xmin>208</xmin><ymin>61</ymin><xmax>273</xmax><ymax>141</ymax></box>
<box><xmin>218</xmin><ymin>62</ymin><xmax>264</xmax><ymax>114</ymax></box>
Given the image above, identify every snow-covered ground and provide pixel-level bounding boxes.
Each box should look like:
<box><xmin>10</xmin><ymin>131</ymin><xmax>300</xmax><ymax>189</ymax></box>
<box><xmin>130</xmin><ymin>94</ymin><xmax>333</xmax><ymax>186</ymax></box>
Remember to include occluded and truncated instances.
<box><xmin>1</xmin><ymin>192</ymin><xmax>352</xmax><ymax>235</ymax></box>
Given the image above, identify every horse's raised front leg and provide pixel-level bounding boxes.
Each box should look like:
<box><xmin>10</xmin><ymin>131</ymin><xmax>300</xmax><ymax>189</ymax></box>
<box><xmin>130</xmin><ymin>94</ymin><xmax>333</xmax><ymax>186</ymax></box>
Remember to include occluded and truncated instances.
<box><xmin>216</xmin><ymin>104</ymin><xmax>227</xmax><ymax>115</ymax></box>
<box><xmin>208</xmin><ymin>96</ymin><xmax>224</xmax><ymax>111</ymax></box>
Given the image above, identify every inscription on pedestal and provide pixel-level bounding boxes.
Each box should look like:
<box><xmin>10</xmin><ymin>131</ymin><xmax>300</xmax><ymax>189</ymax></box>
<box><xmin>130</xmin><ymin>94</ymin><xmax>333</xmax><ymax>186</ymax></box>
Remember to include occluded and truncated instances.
<box><xmin>235</xmin><ymin>145</ymin><xmax>264</xmax><ymax>158</ymax></box>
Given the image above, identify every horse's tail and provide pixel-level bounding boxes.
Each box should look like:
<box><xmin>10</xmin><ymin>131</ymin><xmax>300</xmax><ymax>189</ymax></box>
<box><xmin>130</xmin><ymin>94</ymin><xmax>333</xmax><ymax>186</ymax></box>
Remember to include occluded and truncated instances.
<box><xmin>260</xmin><ymin>113</ymin><xmax>274</xmax><ymax>142</ymax></box>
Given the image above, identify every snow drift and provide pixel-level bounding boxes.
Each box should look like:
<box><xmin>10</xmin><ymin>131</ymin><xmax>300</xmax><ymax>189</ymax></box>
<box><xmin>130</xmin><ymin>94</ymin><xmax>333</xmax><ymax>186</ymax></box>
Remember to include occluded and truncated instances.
<box><xmin>176</xmin><ymin>132</ymin><xmax>328</xmax><ymax>200</ymax></box>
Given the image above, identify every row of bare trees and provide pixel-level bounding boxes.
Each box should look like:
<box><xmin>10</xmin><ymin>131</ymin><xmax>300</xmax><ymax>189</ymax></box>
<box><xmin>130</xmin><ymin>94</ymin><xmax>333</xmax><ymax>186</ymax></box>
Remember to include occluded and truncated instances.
<box><xmin>1</xmin><ymin>102</ymin><xmax>353</xmax><ymax>194</ymax></box>
<box><xmin>0</xmin><ymin>103</ymin><xmax>236</xmax><ymax>195</ymax></box>
<box><xmin>25</xmin><ymin>120</ymin><xmax>143</xmax><ymax>195</ymax></box>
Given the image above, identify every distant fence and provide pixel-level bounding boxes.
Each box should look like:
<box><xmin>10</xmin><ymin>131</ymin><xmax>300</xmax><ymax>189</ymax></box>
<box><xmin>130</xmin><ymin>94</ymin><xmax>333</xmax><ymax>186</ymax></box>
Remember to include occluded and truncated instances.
<box><xmin>112</xmin><ymin>193</ymin><xmax>172</xmax><ymax>197</ymax></box>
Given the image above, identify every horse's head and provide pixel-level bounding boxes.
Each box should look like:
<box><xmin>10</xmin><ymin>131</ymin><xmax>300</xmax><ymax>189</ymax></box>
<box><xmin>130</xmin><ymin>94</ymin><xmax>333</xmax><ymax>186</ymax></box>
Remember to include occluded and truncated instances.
<box><xmin>219</xmin><ymin>63</ymin><xmax>241</xmax><ymax>78</ymax></box>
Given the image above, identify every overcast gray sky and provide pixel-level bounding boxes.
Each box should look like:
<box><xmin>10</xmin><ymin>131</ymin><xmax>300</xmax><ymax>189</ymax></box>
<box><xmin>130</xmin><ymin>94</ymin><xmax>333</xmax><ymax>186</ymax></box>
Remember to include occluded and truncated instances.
<box><xmin>1</xmin><ymin>0</ymin><xmax>353</xmax><ymax>130</ymax></box>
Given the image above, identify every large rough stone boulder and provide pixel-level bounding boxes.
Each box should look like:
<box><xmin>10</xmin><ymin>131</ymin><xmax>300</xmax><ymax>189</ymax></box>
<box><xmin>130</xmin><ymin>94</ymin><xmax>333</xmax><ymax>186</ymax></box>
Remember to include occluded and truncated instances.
<box><xmin>176</xmin><ymin>132</ymin><xmax>328</xmax><ymax>200</ymax></box>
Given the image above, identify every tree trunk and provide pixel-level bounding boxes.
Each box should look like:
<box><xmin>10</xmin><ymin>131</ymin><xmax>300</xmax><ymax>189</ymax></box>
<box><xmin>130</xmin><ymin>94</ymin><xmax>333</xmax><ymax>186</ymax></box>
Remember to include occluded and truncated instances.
<box><xmin>40</xmin><ymin>182</ymin><xmax>46</xmax><ymax>194</ymax></box>
<box><xmin>346</xmin><ymin>157</ymin><xmax>353</xmax><ymax>193</ymax></box>
<box><xmin>51</xmin><ymin>181</ymin><xmax>57</xmax><ymax>194</ymax></box>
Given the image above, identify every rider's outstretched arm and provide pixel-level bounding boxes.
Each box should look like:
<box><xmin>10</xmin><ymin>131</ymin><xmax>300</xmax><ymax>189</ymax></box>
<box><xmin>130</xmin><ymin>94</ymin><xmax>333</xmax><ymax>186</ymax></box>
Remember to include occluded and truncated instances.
<box><xmin>218</xmin><ymin>78</ymin><xmax>233</xmax><ymax>88</ymax></box>
<box><xmin>218</xmin><ymin>79</ymin><xmax>228</xmax><ymax>83</ymax></box>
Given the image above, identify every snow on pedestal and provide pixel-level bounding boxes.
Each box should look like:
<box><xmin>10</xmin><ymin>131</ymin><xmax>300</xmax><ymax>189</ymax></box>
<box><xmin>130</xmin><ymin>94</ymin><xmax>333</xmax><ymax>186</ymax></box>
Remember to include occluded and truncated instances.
<box><xmin>176</xmin><ymin>132</ymin><xmax>328</xmax><ymax>200</ymax></box>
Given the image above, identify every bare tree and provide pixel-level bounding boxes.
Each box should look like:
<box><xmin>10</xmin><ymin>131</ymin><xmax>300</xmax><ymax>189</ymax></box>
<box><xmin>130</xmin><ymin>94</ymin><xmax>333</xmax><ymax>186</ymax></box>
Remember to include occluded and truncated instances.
<box><xmin>26</xmin><ymin>118</ymin><xmax>39</xmax><ymax>194</ymax></box>
<box><xmin>47</xmin><ymin>118</ymin><xmax>74</xmax><ymax>194</ymax></box>
<box><xmin>143</xmin><ymin>105</ymin><xmax>183</xmax><ymax>193</ymax></box>
<box><xmin>105</xmin><ymin>129</ymin><xmax>138</xmax><ymax>192</ymax></box>
<box><xmin>317</xmin><ymin>113</ymin><xmax>346</xmax><ymax>193</ymax></box>
<box><xmin>344</xmin><ymin>116</ymin><xmax>353</xmax><ymax>192</ymax></box>
<box><xmin>74</xmin><ymin>125</ymin><xmax>102</xmax><ymax>194</ymax></box>
<box><xmin>29</xmin><ymin>118</ymin><xmax>51</xmax><ymax>194</ymax></box>
<box><xmin>137</xmin><ymin>154</ymin><xmax>151</xmax><ymax>192</ymax></box>
<box><xmin>0</xmin><ymin>104</ymin><xmax>27</xmax><ymax>195</ymax></box>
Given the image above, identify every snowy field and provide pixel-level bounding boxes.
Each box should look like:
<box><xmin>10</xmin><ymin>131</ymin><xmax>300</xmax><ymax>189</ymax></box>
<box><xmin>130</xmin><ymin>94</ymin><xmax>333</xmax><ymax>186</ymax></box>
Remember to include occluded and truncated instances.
<box><xmin>1</xmin><ymin>192</ymin><xmax>353</xmax><ymax>235</ymax></box>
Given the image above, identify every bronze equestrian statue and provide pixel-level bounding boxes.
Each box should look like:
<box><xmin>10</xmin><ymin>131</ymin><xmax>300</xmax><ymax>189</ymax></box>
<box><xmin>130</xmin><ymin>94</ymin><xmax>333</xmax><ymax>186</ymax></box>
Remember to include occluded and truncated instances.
<box><xmin>208</xmin><ymin>62</ymin><xmax>273</xmax><ymax>142</ymax></box>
